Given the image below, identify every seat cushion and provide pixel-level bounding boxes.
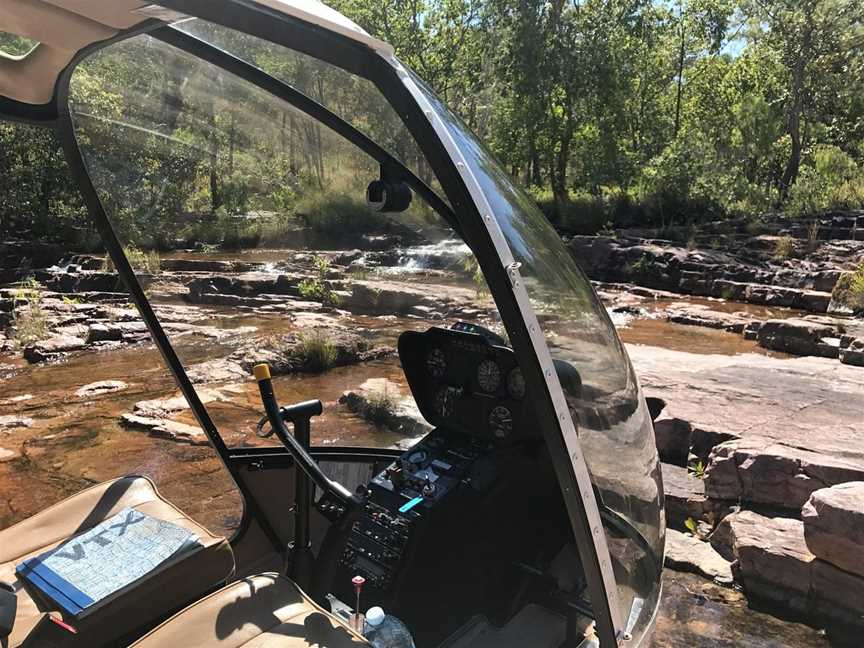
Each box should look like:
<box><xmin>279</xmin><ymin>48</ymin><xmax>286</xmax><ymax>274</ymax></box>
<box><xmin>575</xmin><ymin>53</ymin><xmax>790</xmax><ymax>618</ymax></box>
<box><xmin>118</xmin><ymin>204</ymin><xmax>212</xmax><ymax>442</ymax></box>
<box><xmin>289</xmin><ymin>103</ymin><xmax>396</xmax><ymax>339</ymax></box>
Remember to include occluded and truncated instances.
<box><xmin>0</xmin><ymin>475</ymin><xmax>235</xmax><ymax>647</ymax></box>
<box><xmin>131</xmin><ymin>573</ymin><xmax>370</xmax><ymax>647</ymax></box>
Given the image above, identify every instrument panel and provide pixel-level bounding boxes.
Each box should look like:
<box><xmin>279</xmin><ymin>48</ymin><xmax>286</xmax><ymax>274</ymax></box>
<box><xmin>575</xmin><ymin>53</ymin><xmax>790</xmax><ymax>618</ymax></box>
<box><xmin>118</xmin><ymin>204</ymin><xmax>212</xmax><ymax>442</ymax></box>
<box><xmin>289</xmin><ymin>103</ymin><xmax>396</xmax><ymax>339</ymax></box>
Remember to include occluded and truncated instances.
<box><xmin>398</xmin><ymin>325</ymin><xmax>535</xmax><ymax>442</ymax></box>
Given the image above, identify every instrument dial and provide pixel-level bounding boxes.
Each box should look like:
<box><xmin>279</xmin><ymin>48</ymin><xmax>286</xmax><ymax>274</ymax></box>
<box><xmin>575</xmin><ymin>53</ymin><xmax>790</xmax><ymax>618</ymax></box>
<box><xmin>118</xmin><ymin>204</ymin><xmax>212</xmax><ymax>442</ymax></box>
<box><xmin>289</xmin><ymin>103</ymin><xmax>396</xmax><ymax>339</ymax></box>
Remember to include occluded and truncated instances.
<box><xmin>433</xmin><ymin>387</ymin><xmax>456</xmax><ymax>418</ymax></box>
<box><xmin>477</xmin><ymin>359</ymin><xmax>501</xmax><ymax>393</ymax></box>
<box><xmin>488</xmin><ymin>405</ymin><xmax>513</xmax><ymax>439</ymax></box>
<box><xmin>507</xmin><ymin>367</ymin><xmax>526</xmax><ymax>400</ymax></box>
<box><xmin>426</xmin><ymin>348</ymin><xmax>446</xmax><ymax>378</ymax></box>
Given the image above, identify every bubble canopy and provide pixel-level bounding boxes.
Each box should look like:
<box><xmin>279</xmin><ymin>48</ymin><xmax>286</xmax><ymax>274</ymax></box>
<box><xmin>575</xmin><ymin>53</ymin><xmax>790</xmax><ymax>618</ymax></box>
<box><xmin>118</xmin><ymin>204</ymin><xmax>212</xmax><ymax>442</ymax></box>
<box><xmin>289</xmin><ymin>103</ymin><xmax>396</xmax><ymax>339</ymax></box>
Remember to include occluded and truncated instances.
<box><xmin>52</xmin><ymin>3</ymin><xmax>662</xmax><ymax>646</ymax></box>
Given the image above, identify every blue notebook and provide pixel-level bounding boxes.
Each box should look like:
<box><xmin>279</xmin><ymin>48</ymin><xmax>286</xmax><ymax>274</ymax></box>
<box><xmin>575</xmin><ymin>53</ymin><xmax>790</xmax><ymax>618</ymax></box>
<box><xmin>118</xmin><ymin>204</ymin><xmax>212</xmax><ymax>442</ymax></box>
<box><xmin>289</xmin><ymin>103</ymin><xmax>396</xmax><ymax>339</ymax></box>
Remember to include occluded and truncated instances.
<box><xmin>16</xmin><ymin>507</ymin><xmax>201</xmax><ymax>618</ymax></box>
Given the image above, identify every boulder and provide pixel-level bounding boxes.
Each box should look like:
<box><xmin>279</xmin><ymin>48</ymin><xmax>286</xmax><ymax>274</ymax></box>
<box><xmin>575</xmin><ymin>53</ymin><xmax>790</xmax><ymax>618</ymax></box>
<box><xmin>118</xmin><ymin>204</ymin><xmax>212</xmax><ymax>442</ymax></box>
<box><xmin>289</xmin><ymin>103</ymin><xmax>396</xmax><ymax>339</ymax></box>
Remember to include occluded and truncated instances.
<box><xmin>661</xmin><ymin>463</ymin><xmax>709</xmax><ymax>529</ymax></box>
<box><xmin>721</xmin><ymin>509</ymin><xmax>864</xmax><ymax>626</ymax></box>
<box><xmin>839</xmin><ymin>337</ymin><xmax>864</xmax><ymax>367</ymax></box>
<box><xmin>131</xmin><ymin>388</ymin><xmax>226</xmax><ymax>418</ymax></box>
<box><xmin>159</xmin><ymin>258</ymin><xmax>235</xmax><ymax>273</ymax></box>
<box><xmin>0</xmin><ymin>446</ymin><xmax>20</xmax><ymax>462</ymax></box>
<box><xmin>0</xmin><ymin>415</ymin><xmax>33</xmax><ymax>430</ymax></box>
<box><xmin>185</xmin><ymin>359</ymin><xmax>248</xmax><ymax>384</ymax></box>
<box><xmin>705</xmin><ymin>438</ymin><xmax>864</xmax><ymax>510</ymax></box>
<box><xmin>801</xmin><ymin>482</ymin><xmax>864</xmax><ymax>578</ymax></box>
<box><xmin>725</xmin><ymin>511</ymin><xmax>814</xmax><ymax>613</ymax></box>
<box><xmin>664</xmin><ymin>528</ymin><xmax>733</xmax><ymax>582</ymax></box>
<box><xmin>23</xmin><ymin>334</ymin><xmax>87</xmax><ymax>363</ymax></box>
<box><xmin>653</xmin><ymin>415</ymin><xmax>693</xmax><ymax>466</ymax></box>
<box><xmin>632</xmin><ymin>347</ymin><xmax>864</xmax><ymax>510</ymax></box>
<box><xmin>86</xmin><ymin>323</ymin><xmax>122</xmax><ymax>343</ymax></box>
<box><xmin>230</xmin><ymin>328</ymin><xmax>391</xmax><ymax>375</ymax></box>
<box><xmin>756</xmin><ymin>318</ymin><xmax>839</xmax><ymax>358</ymax></box>
<box><xmin>121</xmin><ymin>414</ymin><xmax>209</xmax><ymax>446</ymax></box>
<box><xmin>74</xmin><ymin>380</ymin><xmax>129</xmax><ymax>398</ymax></box>
<box><xmin>338</xmin><ymin>378</ymin><xmax>432</xmax><ymax>438</ymax></box>
<box><xmin>186</xmin><ymin>272</ymin><xmax>302</xmax><ymax>301</ymax></box>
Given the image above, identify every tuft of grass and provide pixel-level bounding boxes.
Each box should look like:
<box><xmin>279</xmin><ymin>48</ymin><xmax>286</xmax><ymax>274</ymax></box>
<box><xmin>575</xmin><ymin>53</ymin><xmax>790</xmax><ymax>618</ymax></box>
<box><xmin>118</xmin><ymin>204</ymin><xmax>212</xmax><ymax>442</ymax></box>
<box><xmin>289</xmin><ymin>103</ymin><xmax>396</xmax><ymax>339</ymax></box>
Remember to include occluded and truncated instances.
<box><xmin>684</xmin><ymin>517</ymin><xmax>703</xmax><ymax>538</ymax></box>
<box><xmin>292</xmin><ymin>330</ymin><xmax>337</xmax><ymax>372</ymax></box>
<box><xmin>11</xmin><ymin>278</ymin><xmax>49</xmax><ymax>346</ymax></box>
<box><xmin>598</xmin><ymin>220</ymin><xmax>617</xmax><ymax>238</ymax></box>
<box><xmin>688</xmin><ymin>460</ymin><xmax>707</xmax><ymax>480</ymax></box>
<box><xmin>629</xmin><ymin>253</ymin><xmax>652</xmax><ymax>275</ymax></box>
<box><xmin>364</xmin><ymin>387</ymin><xmax>398</xmax><ymax>424</ymax></box>
<box><xmin>103</xmin><ymin>245</ymin><xmax>161</xmax><ymax>275</ymax></box>
<box><xmin>772</xmin><ymin>235</ymin><xmax>795</xmax><ymax>261</ymax></box>
<box><xmin>297</xmin><ymin>255</ymin><xmax>339</xmax><ymax>306</ymax></box>
<box><xmin>806</xmin><ymin>221</ymin><xmax>821</xmax><ymax>253</ymax></box>
<box><xmin>832</xmin><ymin>264</ymin><xmax>864</xmax><ymax>313</ymax></box>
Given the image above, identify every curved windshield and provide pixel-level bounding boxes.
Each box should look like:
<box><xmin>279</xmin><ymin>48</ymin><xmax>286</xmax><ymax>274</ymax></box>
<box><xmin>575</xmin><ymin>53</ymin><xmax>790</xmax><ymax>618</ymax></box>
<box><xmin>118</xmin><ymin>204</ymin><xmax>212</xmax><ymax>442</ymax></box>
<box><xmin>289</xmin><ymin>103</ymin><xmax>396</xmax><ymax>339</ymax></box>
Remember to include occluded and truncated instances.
<box><xmin>65</xmin><ymin>17</ymin><xmax>659</xmax><ymax>644</ymax></box>
<box><xmin>407</xmin><ymin>74</ymin><xmax>664</xmax><ymax>641</ymax></box>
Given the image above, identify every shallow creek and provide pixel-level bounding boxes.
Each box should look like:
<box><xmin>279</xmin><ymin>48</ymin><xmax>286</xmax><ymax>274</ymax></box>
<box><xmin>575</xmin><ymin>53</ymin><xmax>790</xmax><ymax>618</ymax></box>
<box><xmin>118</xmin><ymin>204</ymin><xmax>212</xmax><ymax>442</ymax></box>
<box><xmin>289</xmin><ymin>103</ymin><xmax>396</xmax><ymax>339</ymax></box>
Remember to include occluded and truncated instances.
<box><xmin>0</xmin><ymin>265</ymin><xmax>834</xmax><ymax>645</ymax></box>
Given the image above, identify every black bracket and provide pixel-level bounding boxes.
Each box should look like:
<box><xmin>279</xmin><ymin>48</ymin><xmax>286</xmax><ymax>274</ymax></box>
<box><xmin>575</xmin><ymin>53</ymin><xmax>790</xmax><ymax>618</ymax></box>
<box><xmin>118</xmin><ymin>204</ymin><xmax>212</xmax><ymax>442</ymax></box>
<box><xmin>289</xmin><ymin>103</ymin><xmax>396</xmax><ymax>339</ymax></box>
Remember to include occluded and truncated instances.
<box><xmin>366</xmin><ymin>163</ymin><xmax>413</xmax><ymax>213</ymax></box>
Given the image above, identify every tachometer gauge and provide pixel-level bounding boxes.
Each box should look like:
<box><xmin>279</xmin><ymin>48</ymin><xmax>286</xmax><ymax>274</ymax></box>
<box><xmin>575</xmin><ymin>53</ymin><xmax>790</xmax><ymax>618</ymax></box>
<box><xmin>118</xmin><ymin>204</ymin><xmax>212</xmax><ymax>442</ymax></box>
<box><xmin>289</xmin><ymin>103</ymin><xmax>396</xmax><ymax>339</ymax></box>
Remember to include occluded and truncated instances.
<box><xmin>507</xmin><ymin>367</ymin><xmax>526</xmax><ymax>400</ymax></box>
<box><xmin>488</xmin><ymin>405</ymin><xmax>513</xmax><ymax>439</ymax></box>
<box><xmin>477</xmin><ymin>359</ymin><xmax>501</xmax><ymax>392</ymax></box>
<box><xmin>426</xmin><ymin>347</ymin><xmax>447</xmax><ymax>378</ymax></box>
<box><xmin>433</xmin><ymin>387</ymin><xmax>456</xmax><ymax>418</ymax></box>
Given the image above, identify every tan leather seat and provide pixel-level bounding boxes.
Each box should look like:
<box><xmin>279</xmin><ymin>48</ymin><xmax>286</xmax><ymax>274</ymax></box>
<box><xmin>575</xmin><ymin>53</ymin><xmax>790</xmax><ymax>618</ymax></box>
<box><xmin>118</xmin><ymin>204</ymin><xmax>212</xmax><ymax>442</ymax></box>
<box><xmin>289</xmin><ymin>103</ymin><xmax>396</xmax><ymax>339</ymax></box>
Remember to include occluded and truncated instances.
<box><xmin>131</xmin><ymin>573</ymin><xmax>370</xmax><ymax>647</ymax></box>
<box><xmin>0</xmin><ymin>475</ymin><xmax>235</xmax><ymax>647</ymax></box>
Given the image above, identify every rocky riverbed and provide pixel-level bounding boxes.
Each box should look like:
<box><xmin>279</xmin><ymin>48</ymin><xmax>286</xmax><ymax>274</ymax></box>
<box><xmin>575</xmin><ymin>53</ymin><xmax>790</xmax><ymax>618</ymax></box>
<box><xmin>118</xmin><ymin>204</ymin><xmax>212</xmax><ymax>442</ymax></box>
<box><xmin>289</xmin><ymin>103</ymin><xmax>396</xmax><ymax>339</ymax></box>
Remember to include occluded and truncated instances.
<box><xmin>1</xmin><ymin>214</ymin><xmax>863</xmax><ymax>644</ymax></box>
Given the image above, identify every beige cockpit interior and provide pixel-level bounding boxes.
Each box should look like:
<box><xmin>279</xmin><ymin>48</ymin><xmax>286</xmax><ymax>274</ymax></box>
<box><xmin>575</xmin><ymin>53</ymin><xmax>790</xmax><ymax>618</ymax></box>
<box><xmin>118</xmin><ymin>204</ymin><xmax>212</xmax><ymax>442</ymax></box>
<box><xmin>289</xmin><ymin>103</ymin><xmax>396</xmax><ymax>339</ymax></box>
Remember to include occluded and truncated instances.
<box><xmin>0</xmin><ymin>0</ymin><xmax>154</xmax><ymax>105</ymax></box>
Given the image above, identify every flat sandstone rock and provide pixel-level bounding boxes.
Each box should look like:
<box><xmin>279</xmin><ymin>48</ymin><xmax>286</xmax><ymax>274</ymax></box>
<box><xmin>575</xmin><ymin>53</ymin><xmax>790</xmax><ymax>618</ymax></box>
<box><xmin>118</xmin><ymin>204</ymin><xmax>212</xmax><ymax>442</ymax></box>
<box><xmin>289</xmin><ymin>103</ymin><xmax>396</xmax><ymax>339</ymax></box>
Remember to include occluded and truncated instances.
<box><xmin>801</xmin><ymin>481</ymin><xmax>864</xmax><ymax>578</ymax></box>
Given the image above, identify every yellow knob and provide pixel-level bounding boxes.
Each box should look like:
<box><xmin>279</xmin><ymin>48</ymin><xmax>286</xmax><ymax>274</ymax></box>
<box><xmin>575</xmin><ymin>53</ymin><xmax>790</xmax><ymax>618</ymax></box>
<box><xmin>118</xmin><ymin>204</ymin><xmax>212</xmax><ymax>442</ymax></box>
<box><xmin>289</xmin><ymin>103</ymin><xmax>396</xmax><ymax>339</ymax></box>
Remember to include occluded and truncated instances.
<box><xmin>253</xmin><ymin>363</ymin><xmax>271</xmax><ymax>381</ymax></box>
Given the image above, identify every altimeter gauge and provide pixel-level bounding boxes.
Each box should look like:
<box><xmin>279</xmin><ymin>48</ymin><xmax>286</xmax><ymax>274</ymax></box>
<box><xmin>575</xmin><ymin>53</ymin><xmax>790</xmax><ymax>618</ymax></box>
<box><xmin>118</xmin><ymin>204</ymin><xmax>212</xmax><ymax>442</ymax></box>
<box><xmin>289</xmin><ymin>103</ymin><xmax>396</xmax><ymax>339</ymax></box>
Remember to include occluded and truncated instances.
<box><xmin>477</xmin><ymin>359</ymin><xmax>501</xmax><ymax>393</ymax></box>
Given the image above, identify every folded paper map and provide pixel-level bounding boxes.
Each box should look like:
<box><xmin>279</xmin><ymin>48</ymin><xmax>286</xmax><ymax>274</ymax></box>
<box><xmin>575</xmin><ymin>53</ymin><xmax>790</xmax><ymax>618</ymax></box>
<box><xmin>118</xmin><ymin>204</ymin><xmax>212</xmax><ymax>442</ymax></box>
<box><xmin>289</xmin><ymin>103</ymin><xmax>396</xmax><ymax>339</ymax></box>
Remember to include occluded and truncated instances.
<box><xmin>16</xmin><ymin>507</ymin><xmax>201</xmax><ymax>618</ymax></box>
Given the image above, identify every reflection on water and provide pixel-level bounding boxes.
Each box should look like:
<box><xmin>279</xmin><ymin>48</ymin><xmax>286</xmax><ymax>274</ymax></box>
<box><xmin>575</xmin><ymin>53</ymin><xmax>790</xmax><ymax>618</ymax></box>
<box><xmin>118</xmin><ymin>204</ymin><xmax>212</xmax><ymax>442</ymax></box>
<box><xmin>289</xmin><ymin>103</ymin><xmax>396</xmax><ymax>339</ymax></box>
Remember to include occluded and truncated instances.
<box><xmin>656</xmin><ymin>571</ymin><xmax>829</xmax><ymax>647</ymax></box>
<box><xmin>619</xmin><ymin>319</ymin><xmax>780</xmax><ymax>357</ymax></box>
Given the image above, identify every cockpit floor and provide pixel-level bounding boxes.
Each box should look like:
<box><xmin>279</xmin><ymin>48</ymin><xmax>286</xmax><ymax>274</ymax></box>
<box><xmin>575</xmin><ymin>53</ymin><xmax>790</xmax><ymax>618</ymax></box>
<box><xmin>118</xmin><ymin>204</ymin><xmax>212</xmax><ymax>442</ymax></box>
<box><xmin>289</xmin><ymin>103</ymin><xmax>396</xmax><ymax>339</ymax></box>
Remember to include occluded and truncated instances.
<box><xmin>439</xmin><ymin>604</ymin><xmax>566</xmax><ymax>648</ymax></box>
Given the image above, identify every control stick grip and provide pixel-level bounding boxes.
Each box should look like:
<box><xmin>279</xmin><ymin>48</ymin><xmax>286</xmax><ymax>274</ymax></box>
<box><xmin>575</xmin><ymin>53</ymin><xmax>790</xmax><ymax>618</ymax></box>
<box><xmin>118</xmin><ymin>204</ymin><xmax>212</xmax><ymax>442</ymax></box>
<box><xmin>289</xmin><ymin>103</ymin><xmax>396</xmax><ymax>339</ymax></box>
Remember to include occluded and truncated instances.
<box><xmin>252</xmin><ymin>364</ymin><xmax>355</xmax><ymax>503</ymax></box>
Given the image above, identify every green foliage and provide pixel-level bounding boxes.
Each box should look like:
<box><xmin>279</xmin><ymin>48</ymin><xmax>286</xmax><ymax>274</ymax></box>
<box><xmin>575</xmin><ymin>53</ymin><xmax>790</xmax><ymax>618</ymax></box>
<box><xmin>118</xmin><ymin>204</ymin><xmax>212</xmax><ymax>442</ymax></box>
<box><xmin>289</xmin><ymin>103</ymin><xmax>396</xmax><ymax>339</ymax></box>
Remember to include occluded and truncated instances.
<box><xmin>688</xmin><ymin>460</ymin><xmax>707</xmax><ymax>480</ymax></box>
<box><xmin>831</xmin><ymin>265</ymin><xmax>864</xmax><ymax>314</ymax></box>
<box><xmin>11</xmin><ymin>278</ymin><xmax>49</xmax><ymax>347</ymax></box>
<box><xmin>684</xmin><ymin>517</ymin><xmax>700</xmax><ymax>537</ymax></box>
<box><xmin>786</xmin><ymin>146</ymin><xmax>864</xmax><ymax>216</ymax></box>
<box><xmin>296</xmin><ymin>191</ymin><xmax>387</xmax><ymax>246</ymax></box>
<box><xmin>297</xmin><ymin>256</ymin><xmax>340</xmax><ymax>306</ymax></box>
<box><xmin>292</xmin><ymin>330</ymin><xmax>337</xmax><ymax>372</ymax></box>
<box><xmin>3</xmin><ymin>0</ymin><xmax>864</xmax><ymax>244</ymax></box>
<box><xmin>629</xmin><ymin>254</ymin><xmax>653</xmax><ymax>275</ymax></box>
<box><xmin>103</xmin><ymin>246</ymin><xmax>161</xmax><ymax>275</ymax></box>
<box><xmin>364</xmin><ymin>388</ymin><xmax>398</xmax><ymax>425</ymax></box>
<box><xmin>772</xmin><ymin>235</ymin><xmax>795</xmax><ymax>261</ymax></box>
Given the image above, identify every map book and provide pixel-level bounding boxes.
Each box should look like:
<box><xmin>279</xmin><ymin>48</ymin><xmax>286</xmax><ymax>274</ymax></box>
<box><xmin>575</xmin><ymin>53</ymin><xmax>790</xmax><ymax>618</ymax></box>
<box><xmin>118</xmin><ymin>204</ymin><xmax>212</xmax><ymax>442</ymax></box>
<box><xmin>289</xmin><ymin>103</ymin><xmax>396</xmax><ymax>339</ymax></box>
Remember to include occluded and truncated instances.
<box><xmin>16</xmin><ymin>507</ymin><xmax>201</xmax><ymax>618</ymax></box>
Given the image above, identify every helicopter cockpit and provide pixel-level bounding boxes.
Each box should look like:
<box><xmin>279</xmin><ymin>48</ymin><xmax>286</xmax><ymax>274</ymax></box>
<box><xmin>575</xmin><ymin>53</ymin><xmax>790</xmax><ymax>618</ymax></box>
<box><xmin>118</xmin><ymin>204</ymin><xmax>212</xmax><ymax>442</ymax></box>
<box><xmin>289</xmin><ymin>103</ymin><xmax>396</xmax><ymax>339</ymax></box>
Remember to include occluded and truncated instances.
<box><xmin>0</xmin><ymin>2</ymin><xmax>664</xmax><ymax>647</ymax></box>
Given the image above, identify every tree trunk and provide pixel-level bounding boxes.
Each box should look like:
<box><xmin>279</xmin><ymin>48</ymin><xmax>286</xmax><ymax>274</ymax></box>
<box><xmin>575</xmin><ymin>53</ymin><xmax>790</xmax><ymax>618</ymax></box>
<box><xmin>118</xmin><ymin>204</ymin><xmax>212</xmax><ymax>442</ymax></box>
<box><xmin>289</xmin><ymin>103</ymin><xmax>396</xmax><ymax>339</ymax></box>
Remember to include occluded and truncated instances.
<box><xmin>228</xmin><ymin>112</ymin><xmax>236</xmax><ymax>175</ymax></box>
<box><xmin>528</xmin><ymin>135</ymin><xmax>542</xmax><ymax>186</ymax></box>
<box><xmin>673</xmin><ymin>12</ymin><xmax>686</xmax><ymax>137</ymax></box>
<box><xmin>780</xmin><ymin>54</ymin><xmax>806</xmax><ymax>197</ymax></box>
<box><xmin>208</xmin><ymin>107</ymin><xmax>221</xmax><ymax>212</ymax></box>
